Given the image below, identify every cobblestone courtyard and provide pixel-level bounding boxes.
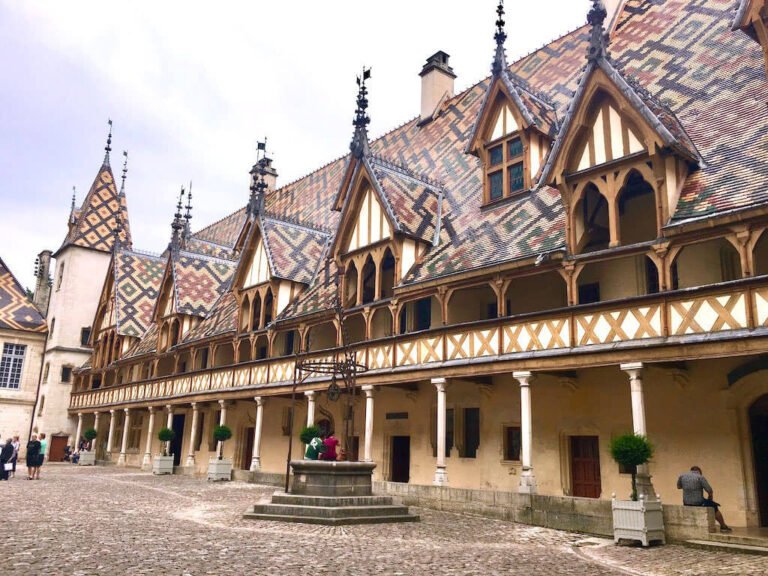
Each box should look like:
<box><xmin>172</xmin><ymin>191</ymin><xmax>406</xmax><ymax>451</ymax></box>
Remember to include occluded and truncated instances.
<box><xmin>1</xmin><ymin>464</ymin><xmax>767</xmax><ymax>575</ymax></box>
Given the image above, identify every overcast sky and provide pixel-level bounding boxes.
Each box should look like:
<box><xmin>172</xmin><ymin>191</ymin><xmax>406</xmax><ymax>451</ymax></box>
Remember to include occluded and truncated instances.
<box><xmin>0</xmin><ymin>0</ymin><xmax>588</xmax><ymax>292</ymax></box>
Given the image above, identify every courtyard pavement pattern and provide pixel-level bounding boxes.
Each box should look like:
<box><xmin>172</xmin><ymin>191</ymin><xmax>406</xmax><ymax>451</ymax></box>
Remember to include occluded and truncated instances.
<box><xmin>1</xmin><ymin>465</ymin><xmax>767</xmax><ymax>575</ymax></box>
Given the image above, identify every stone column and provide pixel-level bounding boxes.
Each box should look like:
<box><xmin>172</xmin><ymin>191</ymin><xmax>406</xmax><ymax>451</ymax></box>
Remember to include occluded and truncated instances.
<box><xmin>250</xmin><ymin>397</ymin><xmax>264</xmax><ymax>471</ymax></box>
<box><xmin>93</xmin><ymin>412</ymin><xmax>101</xmax><ymax>455</ymax></box>
<box><xmin>106</xmin><ymin>409</ymin><xmax>116</xmax><ymax>459</ymax></box>
<box><xmin>620</xmin><ymin>362</ymin><xmax>656</xmax><ymax>500</ymax></box>
<box><xmin>75</xmin><ymin>412</ymin><xmax>83</xmax><ymax>446</ymax></box>
<box><xmin>117</xmin><ymin>408</ymin><xmax>131</xmax><ymax>466</ymax></box>
<box><xmin>305</xmin><ymin>391</ymin><xmax>316</xmax><ymax>427</ymax></box>
<box><xmin>186</xmin><ymin>403</ymin><xmax>199</xmax><ymax>467</ymax></box>
<box><xmin>362</xmin><ymin>385</ymin><xmax>375</xmax><ymax>462</ymax></box>
<box><xmin>165</xmin><ymin>404</ymin><xmax>174</xmax><ymax>430</ymax></box>
<box><xmin>143</xmin><ymin>407</ymin><xmax>155</xmax><ymax>469</ymax></box>
<box><xmin>432</xmin><ymin>378</ymin><xmax>449</xmax><ymax>486</ymax></box>
<box><xmin>513</xmin><ymin>371</ymin><xmax>537</xmax><ymax>494</ymax></box>
<box><xmin>217</xmin><ymin>400</ymin><xmax>228</xmax><ymax>458</ymax></box>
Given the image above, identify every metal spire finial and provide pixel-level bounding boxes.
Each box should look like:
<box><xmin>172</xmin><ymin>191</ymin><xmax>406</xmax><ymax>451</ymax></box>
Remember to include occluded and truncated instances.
<box><xmin>103</xmin><ymin>119</ymin><xmax>113</xmax><ymax>166</ymax></box>
<box><xmin>350</xmin><ymin>68</ymin><xmax>372</xmax><ymax>159</ymax></box>
<box><xmin>71</xmin><ymin>186</ymin><xmax>76</xmax><ymax>212</ymax></box>
<box><xmin>170</xmin><ymin>186</ymin><xmax>185</xmax><ymax>250</ymax></box>
<box><xmin>183</xmin><ymin>181</ymin><xmax>193</xmax><ymax>240</ymax></box>
<box><xmin>119</xmin><ymin>151</ymin><xmax>128</xmax><ymax>197</ymax></box>
<box><xmin>113</xmin><ymin>211</ymin><xmax>124</xmax><ymax>251</ymax></box>
<box><xmin>491</xmin><ymin>0</ymin><xmax>508</xmax><ymax>76</ymax></box>
<box><xmin>248</xmin><ymin>139</ymin><xmax>270</xmax><ymax>217</ymax></box>
<box><xmin>586</xmin><ymin>0</ymin><xmax>609</xmax><ymax>62</ymax></box>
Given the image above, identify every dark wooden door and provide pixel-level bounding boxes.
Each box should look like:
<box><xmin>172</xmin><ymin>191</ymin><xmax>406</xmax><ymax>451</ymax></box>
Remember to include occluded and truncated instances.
<box><xmin>242</xmin><ymin>427</ymin><xmax>254</xmax><ymax>470</ymax></box>
<box><xmin>171</xmin><ymin>414</ymin><xmax>186</xmax><ymax>467</ymax></box>
<box><xmin>391</xmin><ymin>436</ymin><xmax>410</xmax><ymax>483</ymax></box>
<box><xmin>49</xmin><ymin>435</ymin><xmax>69</xmax><ymax>462</ymax></box>
<box><xmin>750</xmin><ymin>395</ymin><xmax>768</xmax><ymax>526</ymax></box>
<box><xmin>571</xmin><ymin>436</ymin><xmax>601</xmax><ymax>498</ymax></box>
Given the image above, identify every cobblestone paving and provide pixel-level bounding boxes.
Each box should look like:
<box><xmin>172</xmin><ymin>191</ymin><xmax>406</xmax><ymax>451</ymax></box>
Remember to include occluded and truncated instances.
<box><xmin>1</xmin><ymin>464</ymin><xmax>766</xmax><ymax>575</ymax></box>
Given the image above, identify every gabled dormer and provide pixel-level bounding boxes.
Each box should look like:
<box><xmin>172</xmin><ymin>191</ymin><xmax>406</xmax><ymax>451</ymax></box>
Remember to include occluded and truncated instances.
<box><xmin>538</xmin><ymin>0</ymin><xmax>700</xmax><ymax>254</ymax></box>
<box><xmin>466</xmin><ymin>1</ymin><xmax>557</xmax><ymax>205</ymax></box>
<box><xmin>733</xmin><ymin>0</ymin><xmax>768</xmax><ymax>77</ymax></box>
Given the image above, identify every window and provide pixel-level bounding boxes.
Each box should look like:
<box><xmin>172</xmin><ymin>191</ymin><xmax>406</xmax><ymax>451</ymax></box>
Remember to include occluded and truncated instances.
<box><xmin>112</xmin><ymin>412</ymin><xmax>125</xmax><ymax>452</ymax></box>
<box><xmin>37</xmin><ymin>394</ymin><xmax>45</xmax><ymax>416</ymax></box>
<box><xmin>200</xmin><ymin>348</ymin><xmax>209</xmax><ymax>370</ymax></box>
<box><xmin>484</xmin><ymin>105</ymin><xmax>527</xmax><ymax>204</ymax></box>
<box><xmin>43</xmin><ymin>362</ymin><xmax>50</xmax><ymax>383</ymax></box>
<box><xmin>283</xmin><ymin>331</ymin><xmax>296</xmax><ymax>356</ymax></box>
<box><xmin>503</xmin><ymin>426</ymin><xmax>522</xmax><ymax>461</ymax></box>
<box><xmin>0</xmin><ymin>344</ymin><xmax>26</xmax><ymax>389</ymax></box>
<box><xmin>80</xmin><ymin>327</ymin><xmax>91</xmax><ymax>347</ymax></box>
<box><xmin>463</xmin><ymin>407</ymin><xmax>480</xmax><ymax>458</ymax></box>
<box><xmin>578</xmin><ymin>282</ymin><xmax>600</xmax><ymax>305</ymax></box>
<box><xmin>415</xmin><ymin>298</ymin><xmax>432</xmax><ymax>331</ymax></box>
<box><xmin>50</xmin><ymin>318</ymin><xmax>55</xmax><ymax>336</ymax></box>
<box><xmin>128</xmin><ymin>413</ymin><xmax>143</xmax><ymax>450</ymax></box>
<box><xmin>56</xmin><ymin>263</ymin><xmax>64</xmax><ymax>291</ymax></box>
<box><xmin>61</xmin><ymin>366</ymin><xmax>72</xmax><ymax>383</ymax></box>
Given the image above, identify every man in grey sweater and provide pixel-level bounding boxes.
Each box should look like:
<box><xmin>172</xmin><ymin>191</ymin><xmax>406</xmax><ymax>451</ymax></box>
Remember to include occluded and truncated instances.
<box><xmin>677</xmin><ymin>466</ymin><xmax>731</xmax><ymax>532</ymax></box>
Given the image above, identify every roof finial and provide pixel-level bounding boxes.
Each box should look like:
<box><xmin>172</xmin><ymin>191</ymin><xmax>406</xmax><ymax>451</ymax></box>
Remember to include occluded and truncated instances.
<box><xmin>70</xmin><ymin>186</ymin><xmax>76</xmax><ymax>212</ymax></box>
<box><xmin>103</xmin><ymin>118</ymin><xmax>113</xmax><ymax>166</ymax></box>
<box><xmin>119</xmin><ymin>150</ymin><xmax>128</xmax><ymax>197</ymax></box>
<box><xmin>248</xmin><ymin>139</ymin><xmax>269</xmax><ymax>217</ymax></box>
<box><xmin>586</xmin><ymin>0</ymin><xmax>609</xmax><ymax>63</ymax></box>
<box><xmin>183</xmin><ymin>181</ymin><xmax>193</xmax><ymax>240</ymax></box>
<box><xmin>491</xmin><ymin>0</ymin><xmax>508</xmax><ymax>76</ymax></box>
<box><xmin>113</xmin><ymin>211</ymin><xmax>124</xmax><ymax>252</ymax></box>
<box><xmin>350</xmin><ymin>68</ymin><xmax>372</xmax><ymax>159</ymax></box>
<box><xmin>170</xmin><ymin>186</ymin><xmax>185</xmax><ymax>251</ymax></box>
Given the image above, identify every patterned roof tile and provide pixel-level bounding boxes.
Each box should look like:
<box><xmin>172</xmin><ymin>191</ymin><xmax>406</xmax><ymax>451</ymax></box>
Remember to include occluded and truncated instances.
<box><xmin>173</xmin><ymin>252</ymin><xmax>236</xmax><ymax>317</ymax></box>
<box><xmin>261</xmin><ymin>217</ymin><xmax>330</xmax><ymax>284</ymax></box>
<box><xmin>0</xmin><ymin>257</ymin><xmax>47</xmax><ymax>333</ymax></box>
<box><xmin>182</xmin><ymin>291</ymin><xmax>238</xmax><ymax>343</ymax></box>
<box><xmin>114</xmin><ymin>250</ymin><xmax>166</xmax><ymax>338</ymax></box>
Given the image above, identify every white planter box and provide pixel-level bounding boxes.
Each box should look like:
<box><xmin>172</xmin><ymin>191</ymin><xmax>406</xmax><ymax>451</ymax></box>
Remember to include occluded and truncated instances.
<box><xmin>152</xmin><ymin>455</ymin><xmax>175</xmax><ymax>475</ymax></box>
<box><xmin>612</xmin><ymin>496</ymin><xmax>666</xmax><ymax>546</ymax></box>
<box><xmin>207</xmin><ymin>458</ymin><xmax>233</xmax><ymax>481</ymax></box>
<box><xmin>78</xmin><ymin>451</ymin><xmax>96</xmax><ymax>466</ymax></box>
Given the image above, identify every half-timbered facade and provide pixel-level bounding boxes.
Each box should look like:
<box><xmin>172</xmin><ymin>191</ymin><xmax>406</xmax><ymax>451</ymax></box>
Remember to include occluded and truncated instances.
<box><xmin>65</xmin><ymin>0</ymin><xmax>768</xmax><ymax>532</ymax></box>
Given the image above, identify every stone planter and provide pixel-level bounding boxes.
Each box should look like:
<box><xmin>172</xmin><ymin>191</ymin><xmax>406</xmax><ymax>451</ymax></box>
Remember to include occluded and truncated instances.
<box><xmin>152</xmin><ymin>455</ymin><xmax>175</xmax><ymax>475</ymax></box>
<box><xmin>612</xmin><ymin>495</ymin><xmax>665</xmax><ymax>546</ymax></box>
<box><xmin>207</xmin><ymin>458</ymin><xmax>233</xmax><ymax>481</ymax></box>
<box><xmin>290</xmin><ymin>460</ymin><xmax>376</xmax><ymax>496</ymax></box>
<box><xmin>78</xmin><ymin>450</ymin><xmax>96</xmax><ymax>466</ymax></box>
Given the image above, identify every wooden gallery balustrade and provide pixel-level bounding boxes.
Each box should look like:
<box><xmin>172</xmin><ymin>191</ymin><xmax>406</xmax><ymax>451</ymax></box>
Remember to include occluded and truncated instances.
<box><xmin>70</xmin><ymin>277</ymin><xmax>768</xmax><ymax>411</ymax></box>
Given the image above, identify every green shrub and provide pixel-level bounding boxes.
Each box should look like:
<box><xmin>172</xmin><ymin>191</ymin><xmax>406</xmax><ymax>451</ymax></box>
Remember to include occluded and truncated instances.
<box><xmin>83</xmin><ymin>428</ymin><xmax>98</xmax><ymax>442</ymax></box>
<box><xmin>213</xmin><ymin>425</ymin><xmax>232</xmax><ymax>460</ymax></box>
<box><xmin>158</xmin><ymin>427</ymin><xmax>175</xmax><ymax>457</ymax></box>
<box><xmin>300</xmin><ymin>425</ymin><xmax>321</xmax><ymax>445</ymax></box>
<box><xmin>610</xmin><ymin>434</ymin><xmax>654</xmax><ymax>501</ymax></box>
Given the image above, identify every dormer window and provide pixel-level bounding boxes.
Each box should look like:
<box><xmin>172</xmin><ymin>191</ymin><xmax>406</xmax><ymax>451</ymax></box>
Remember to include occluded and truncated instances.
<box><xmin>484</xmin><ymin>104</ymin><xmax>526</xmax><ymax>203</ymax></box>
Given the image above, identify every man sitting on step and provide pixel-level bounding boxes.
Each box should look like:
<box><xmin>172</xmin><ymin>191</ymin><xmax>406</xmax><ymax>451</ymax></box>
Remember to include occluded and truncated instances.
<box><xmin>677</xmin><ymin>466</ymin><xmax>731</xmax><ymax>532</ymax></box>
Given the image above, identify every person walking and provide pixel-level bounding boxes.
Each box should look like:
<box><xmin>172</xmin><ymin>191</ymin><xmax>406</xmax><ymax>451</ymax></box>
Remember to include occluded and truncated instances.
<box><xmin>10</xmin><ymin>436</ymin><xmax>19</xmax><ymax>478</ymax></box>
<box><xmin>26</xmin><ymin>434</ymin><xmax>41</xmax><ymax>480</ymax></box>
<box><xmin>0</xmin><ymin>439</ymin><xmax>14</xmax><ymax>481</ymax></box>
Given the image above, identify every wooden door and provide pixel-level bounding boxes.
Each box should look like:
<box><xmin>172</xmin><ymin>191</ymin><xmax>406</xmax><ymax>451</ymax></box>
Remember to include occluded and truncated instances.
<box><xmin>750</xmin><ymin>395</ymin><xmax>768</xmax><ymax>526</ymax></box>
<box><xmin>391</xmin><ymin>436</ymin><xmax>410</xmax><ymax>483</ymax></box>
<box><xmin>171</xmin><ymin>414</ymin><xmax>185</xmax><ymax>467</ymax></box>
<box><xmin>49</xmin><ymin>435</ymin><xmax>69</xmax><ymax>462</ymax></box>
<box><xmin>571</xmin><ymin>436</ymin><xmax>601</xmax><ymax>498</ymax></box>
<box><xmin>242</xmin><ymin>427</ymin><xmax>254</xmax><ymax>470</ymax></box>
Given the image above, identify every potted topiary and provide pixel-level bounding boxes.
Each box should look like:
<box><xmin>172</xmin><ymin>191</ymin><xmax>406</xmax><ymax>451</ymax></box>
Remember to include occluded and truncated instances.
<box><xmin>78</xmin><ymin>428</ymin><xmax>98</xmax><ymax>466</ymax></box>
<box><xmin>609</xmin><ymin>433</ymin><xmax>665</xmax><ymax>546</ymax></box>
<box><xmin>153</xmin><ymin>427</ymin><xmax>175</xmax><ymax>475</ymax></box>
<box><xmin>207</xmin><ymin>424</ymin><xmax>233</xmax><ymax>481</ymax></box>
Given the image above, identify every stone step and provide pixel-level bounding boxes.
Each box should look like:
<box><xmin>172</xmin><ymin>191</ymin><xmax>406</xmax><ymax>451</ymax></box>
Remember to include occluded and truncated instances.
<box><xmin>686</xmin><ymin>539</ymin><xmax>768</xmax><ymax>556</ymax></box>
<box><xmin>270</xmin><ymin>492</ymin><xmax>395</xmax><ymax>507</ymax></box>
<box><xmin>243</xmin><ymin>511</ymin><xmax>420</xmax><ymax>526</ymax></box>
<box><xmin>250</xmin><ymin>503</ymin><xmax>412</xmax><ymax>519</ymax></box>
<box><xmin>706</xmin><ymin>531</ymin><xmax>768</xmax><ymax>548</ymax></box>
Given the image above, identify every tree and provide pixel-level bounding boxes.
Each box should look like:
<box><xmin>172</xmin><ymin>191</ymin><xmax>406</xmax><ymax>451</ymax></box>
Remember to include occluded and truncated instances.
<box><xmin>213</xmin><ymin>425</ymin><xmax>232</xmax><ymax>460</ymax></box>
<box><xmin>609</xmin><ymin>434</ymin><xmax>654</xmax><ymax>501</ymax></box>
<box><xmin>83</xmin><ymin>428</ymin><xmax>98</xmax><ymax>450</ymax></box>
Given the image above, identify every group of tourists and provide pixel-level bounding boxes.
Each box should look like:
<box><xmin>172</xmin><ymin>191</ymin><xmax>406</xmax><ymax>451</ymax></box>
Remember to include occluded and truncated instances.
<box><xmin>0</xmin><ymin>432</ymin><xmax>48</xmax><ymax>480</ymax></box>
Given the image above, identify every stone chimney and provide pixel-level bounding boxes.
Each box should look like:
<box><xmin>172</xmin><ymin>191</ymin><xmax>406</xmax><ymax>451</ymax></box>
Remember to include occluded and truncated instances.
<box><xmin>33</xmin><ymin>250</ymin><xmax>52</xmax><ymax>316</ymax></box>
<box><xmin>419</xmin><ymin>51</ymin><xmax>456</xmax><ymax>122</ymax></box>
<box><xmin>260</xmin><ymin>157</ymin><xmax>279</xmax><ymax>191</ymax></box>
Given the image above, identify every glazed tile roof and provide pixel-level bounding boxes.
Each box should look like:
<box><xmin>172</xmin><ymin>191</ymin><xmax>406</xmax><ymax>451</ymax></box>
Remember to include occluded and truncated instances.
<box><xmin>260</xmin><ymin>216</ymin><xmax>330</xmax><ymax>284</ymax></box>
<box><xmin>184</xmin><ymin>237</ymin><xmax>236</xmax><ymax>260</ymax></box>
<box><xmin>173</xmin><ymin>252</ymin><xmax>236</xmax><ymax>317</ymax></box>
<box><xmin>368</xmin><ymin>156</ymin><xmax>445</xmax><ymax>243</ymax></box>
<box><xmin>279</xmin><ymin>260</ymin><xmax>340</xmax><ymax>321</ymax></box>
<box><xmin>58</xmin><ymin>158</ymin><xmax>132</xmax><ymax>254</ymax></box>
<box><xmin>114</xmin><ymin>250</ymin><xmax>166</xmax><ymax>338</ymax></box>
<box><xmin>0</xmin><ymin>257</ymin><xmax>47</xmax><ymax>333</ymax></box>
<box><xmin>190</xmin><ymin>207</ymin><xmax>247</xmax><ymax>247</ymax></box>
<box><xmin>182</xmin><ymin>291</ymin><xmax>238</xmax><ymax>343</ymax></box>
<box><xmin>124</xmin><ymin>323</ymin><xmax>157</xmax><ymax>359</ymax></box>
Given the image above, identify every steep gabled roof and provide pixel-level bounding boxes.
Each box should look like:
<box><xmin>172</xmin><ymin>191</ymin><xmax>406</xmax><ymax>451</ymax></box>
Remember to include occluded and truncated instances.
<box><xmin>0</xmin><ymin>257</ymin><xmax>47</xmax><ymax>333</ymax></box>
<box><xmin>278</xmin><ymin>259</ymin><xmax>339</xmax><ymax>321</ymax></box>
<box><xmin>114</xmin><ymin>250</ymin><xmax>166</xmax><ymax>338</ymax></box>
<box><xmin>190</xmin><ymin>207</ymin><xmax>247</xmax><ymax>247</ymax></box>
<box><xmin>181</xmin><ymin>291</ymin><xmax>238</xmax><ymax>343</ymax></box>
<box><xmin>57</xmin><ymin>159</ymin><xmax>131</xmax><ymax>255</ymax></box>
<box><xmin>260</xmin><ymin>216</ymin><xmax>330</xmax><ymax>284</ymax></box>
<box><xmin>173</xmin><ymin>252</ymin><xmax>237</xmax><ymax>317</ymax></box>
